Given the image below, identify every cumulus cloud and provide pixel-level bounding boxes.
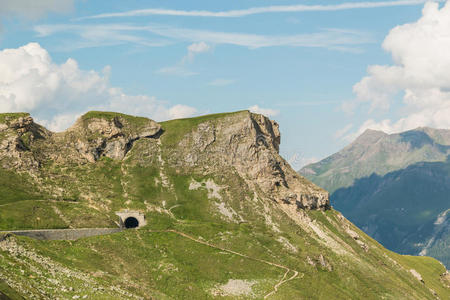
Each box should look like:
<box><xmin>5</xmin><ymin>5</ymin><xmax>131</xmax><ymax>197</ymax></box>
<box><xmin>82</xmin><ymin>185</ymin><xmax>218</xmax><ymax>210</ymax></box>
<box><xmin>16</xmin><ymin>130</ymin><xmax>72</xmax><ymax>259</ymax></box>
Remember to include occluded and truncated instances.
<box><xmin>0</xmin><ymin>43</ymin><xmax>198</xmax><ymax>131</ymax></box>
<box><xmin>181</xmin><ymin>41</ymin><xmax>210</xmax><ymax>64</ymax></box>
<box><xmin>0</xmin><ymin>0</ymin><xmax>73</xmax><ymax>20</ymax></box>
<box><xmin>185</xmin><ymin>41</ymin><xmax>210</xmax><ymax>61</ymax></box>
<box><xmin>167</xmin><ymin>104</ymin><xmax>198</xmax><ymax>119</ymax></box>
<box><xmin>348</xmin><ymin>1</ymin><xmax>450</xmax><ymax>138</ymax></box>
<box><xmin>248</xmin><ymin>105</ymin><xmax>279</xmax><ymax>117</ymax></box>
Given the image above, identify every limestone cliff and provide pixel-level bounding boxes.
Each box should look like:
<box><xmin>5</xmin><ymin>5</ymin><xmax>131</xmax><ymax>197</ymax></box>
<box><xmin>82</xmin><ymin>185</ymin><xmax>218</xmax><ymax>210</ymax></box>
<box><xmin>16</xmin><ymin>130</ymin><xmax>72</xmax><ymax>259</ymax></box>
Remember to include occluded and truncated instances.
<box><xmin>0</xmin><ymin>110</ymin><xmax>328</xmax><ymax>210</ymax></box>
<box><xmin>0</xmin><ymin>113</ymin><xmax>50</xmax><ymax>170</ymax></box>
<box><xmin>167</xmin><ymin>111</ymin><xmax>328</xmax><ymax>209</ymax></box>
<box><xmin>66</xmin><ymin>112</ymin><xmax>161</xmax><ymax>162</ymax></box>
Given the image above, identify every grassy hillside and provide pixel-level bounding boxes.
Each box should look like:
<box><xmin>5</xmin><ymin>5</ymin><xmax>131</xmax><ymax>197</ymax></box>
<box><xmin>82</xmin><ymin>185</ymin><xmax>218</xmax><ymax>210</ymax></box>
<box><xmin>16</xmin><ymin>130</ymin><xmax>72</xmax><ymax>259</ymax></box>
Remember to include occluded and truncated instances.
<box><xmin>0</xmin><ymin>112</ymin><xmax>448</xmax><ymax>299</ymax></box>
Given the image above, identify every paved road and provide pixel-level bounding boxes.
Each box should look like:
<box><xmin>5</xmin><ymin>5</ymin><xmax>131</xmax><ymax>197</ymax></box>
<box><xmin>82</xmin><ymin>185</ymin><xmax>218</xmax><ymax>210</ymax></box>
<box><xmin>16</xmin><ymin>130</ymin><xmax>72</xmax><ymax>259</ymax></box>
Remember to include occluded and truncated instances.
<box><xmin>0</xmin><ymin>291</ymin><xmax>10</xmax><ymax>300</ymax></box>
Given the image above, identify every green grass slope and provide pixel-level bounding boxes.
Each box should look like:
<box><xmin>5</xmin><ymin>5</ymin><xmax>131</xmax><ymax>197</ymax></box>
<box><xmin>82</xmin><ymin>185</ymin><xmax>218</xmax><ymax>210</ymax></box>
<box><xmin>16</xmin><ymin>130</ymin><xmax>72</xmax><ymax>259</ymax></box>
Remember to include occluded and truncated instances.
<box><xmin>0</xmin><ymin>112</ymin><xmax>448</xmax><ymax>299</ymax></box>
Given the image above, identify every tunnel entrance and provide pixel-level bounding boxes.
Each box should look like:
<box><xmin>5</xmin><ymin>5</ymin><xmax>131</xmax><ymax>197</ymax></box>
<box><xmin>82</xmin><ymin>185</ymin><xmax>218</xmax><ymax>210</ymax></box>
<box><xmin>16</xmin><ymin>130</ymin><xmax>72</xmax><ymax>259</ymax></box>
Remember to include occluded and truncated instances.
<box><xmin>116</xmin><ymin>211</ymin><xmax>146</xmax><ymax>229</ymax></box>
<box><xmin>124</xmin><ymin>217</ymin><xmax>139</xmax><ymax>229</ymax></box>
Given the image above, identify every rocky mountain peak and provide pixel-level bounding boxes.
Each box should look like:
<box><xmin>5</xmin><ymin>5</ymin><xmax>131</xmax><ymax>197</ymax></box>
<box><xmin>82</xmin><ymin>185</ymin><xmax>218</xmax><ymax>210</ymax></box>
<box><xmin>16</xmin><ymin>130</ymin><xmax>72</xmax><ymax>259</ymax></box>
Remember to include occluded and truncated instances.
<box><xmin>66</xmin><ymin>111</ymin><xmax>162</xmax><ymax>161</ymax></box>
<box><xmin>166</xmin><ymin>110</ymin><xmax>329</xmax><ymax>209</ymax></box>
<box><xmin>0</xmin><ymin>110</ymin><xmax>328</xmax><ymax>210</ymax></box>
<box><xmin>416</xmin><ymin>127</ymin><xmax>450</xmax><ymax>146</ymax></box>
<box><xmin>0</xmin><ymin>113</ymin><xmax>49</xmax><ymax>136</ymax></box>
<box><xmin>0</xmin><ymin>113</ymin><xmax>51</xmax><ymax>170</ymax></box>
<box><xmin>69</xmin><ymin>111</ymin><xmax>161</xmax><ymax>138</ymax></box>
<box><xmin>352</xmin><ymin>129</ymin><xmax>387</xmax><ymax>146</ymax></box>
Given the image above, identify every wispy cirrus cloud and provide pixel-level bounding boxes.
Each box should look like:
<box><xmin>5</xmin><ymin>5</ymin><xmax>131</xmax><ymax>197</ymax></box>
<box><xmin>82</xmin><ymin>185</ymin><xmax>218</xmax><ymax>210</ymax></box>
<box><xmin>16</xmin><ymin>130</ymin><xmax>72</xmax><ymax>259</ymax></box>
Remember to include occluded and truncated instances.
<box><xmin>156</xmin><ymin>66</ymin><xmax>198</xmax><ymax>77</ymax></box>
<box><xmin>276</xmin><ymin>100</ymin><xmax>341</xmax><ymax>107</ymax></box>
<box><xmin>77</xmin><ymin>1</ymin><xmax>430</xmax><ymax>19</ymax></box>
<box><xmin>156</xmin><ymin>41</ymin><xmax>211</xmax><ymax>77</ymax></box>
<box><xmin>34</xmin><ymin>23</ymin><xmax>372</xmax><ymax>51</ymax></box>
<box><xmin>34</xmin><ymin>24</ymin><xmax>171</xmax><ymax>50</ymax></box>
<box><xmin>208</xmin><ymin>79</ymin><xmax>235</xmax><ymax>86</ymax></box>
<box><xmin>0</xmin><ymin>0</ymin><xmax>74</xmax><ymax>20</ymax></box>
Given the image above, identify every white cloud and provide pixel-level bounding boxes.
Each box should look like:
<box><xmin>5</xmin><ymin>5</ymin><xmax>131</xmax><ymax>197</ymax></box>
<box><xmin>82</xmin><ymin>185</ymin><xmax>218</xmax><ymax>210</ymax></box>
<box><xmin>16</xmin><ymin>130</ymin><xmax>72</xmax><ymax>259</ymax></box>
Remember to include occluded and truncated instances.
<box><xmin>157</xmin><ymin>41</ymin><xmax>210</xmax><ymax>76</ymax></box>
<box><xmin>37</xmin><ymin>112</ymin><xmax>82</xmax><ymax>132</ymax></box>
<box><xmin>156</xmin><ymin>66</ymin><xmax>198</xmax><ymax>77</ymax></box>
<box><xmin>208</xmin><ymin>79</ymin><xmax>235</xmax><ymax>86</ymax></box>
<box><xmin>168</xmin><ymin>104</ymin><xmax>198</xmax><ymax>119</ymax></box>
<box><xmin>187</xmin><ymin>41</ymin><xmax>210</xmax><ymax>54</ymax></box>
<box><xmin>34</xmin><ymin>24</ymin><xmax>372</xmax><ymax>51</ymax></box>
<box><xmin>79</xmin><ymin>1</ymin><xmax>429</xmax><ymax>19</ymax></box>
<box><xmin>295</xmin><ymin>156</ymin><xmax>319</xmax><ymax>169</ymax></box>
<box><xmin>248</xmin><ymin>105</ymin><xmax>279</xmax><ymax>117</ymax></box>
<box><xmin>282</xmin><ymin>150</ymin><xmax>319</xmax><ymax>170</ymax></box>
<box><xmin>143</xmin><ymin>26</ymin><xmax>371</xmax><ymax>51</ymax></box>
<box><xmin>34</xmin><ymin>24</ymin><xmax>171</xmax><ymax>51</ymax></box>
<box><xmin>334</xmin><ymin>124</ymin><xmax>354</xmax><ymax>139</ymax></box>
<box><xmin>0</xmin><ymin>0</ymin><xmax>73</xmax><ymax>20</ymax></box>
<box><xmin>277</xmin><ymin>100</ymin><xmax>341</xmax><ymax>107</ymax></box>
<box><xmin>183</xmin><ymin>41</ymin><xmax>210</xmax><ymax>63</ymax></box>
<box><xmin>349</xmin><ymin>1</ymin><xmax>450</xmax><ymax>137</ymax></box>
<box><xmin>0</xmin><ymin>43</ymin><xmax>197</xmax><ymax>131</ymax></box>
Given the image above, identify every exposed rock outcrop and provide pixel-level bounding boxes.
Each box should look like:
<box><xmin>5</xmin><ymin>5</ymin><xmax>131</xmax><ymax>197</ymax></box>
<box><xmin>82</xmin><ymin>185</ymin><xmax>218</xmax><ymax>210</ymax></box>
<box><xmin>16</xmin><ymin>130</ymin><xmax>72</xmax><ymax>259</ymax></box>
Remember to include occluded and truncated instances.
<box><xmin>0</xmin><ymin>114</ymin><xmax>50</xmax><ymax>170</ymax></box>
<box><xmin>66</xmin><ymin>113</ymin><xmax>161</xmax><ymax>162</ymax></box>
<box><xmin>0</xmin><ymin>110</ymin><xmax>328</xmax><ymax>210</ymax></box>
<box><xmin>0</xmin><ymin>112</ymin><xmax>162</xmax><ymax>170</ymax></box>
<box><xmin>169</xmin><ymin>111</ymin><xmax>329</xmax><ymax>209</ymax></box>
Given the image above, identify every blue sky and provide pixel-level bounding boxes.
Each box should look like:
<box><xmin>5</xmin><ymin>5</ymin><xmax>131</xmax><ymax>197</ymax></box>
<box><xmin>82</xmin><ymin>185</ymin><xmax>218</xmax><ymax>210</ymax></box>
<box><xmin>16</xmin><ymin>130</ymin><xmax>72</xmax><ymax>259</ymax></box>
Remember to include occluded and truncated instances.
<box><xmin>1</xmin><ymin>0</ymin><xmax>449</xmax><ymax>168</ymax></box>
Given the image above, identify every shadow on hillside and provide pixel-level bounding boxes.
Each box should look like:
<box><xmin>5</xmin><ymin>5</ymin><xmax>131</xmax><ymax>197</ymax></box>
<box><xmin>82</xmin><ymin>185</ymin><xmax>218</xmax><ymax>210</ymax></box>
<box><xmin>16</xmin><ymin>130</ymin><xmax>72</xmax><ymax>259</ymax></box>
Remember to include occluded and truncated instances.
<box><xmin>331</xmin><ymin>155</ymin><xmax>450</xmax><ymax>268</ymax></box>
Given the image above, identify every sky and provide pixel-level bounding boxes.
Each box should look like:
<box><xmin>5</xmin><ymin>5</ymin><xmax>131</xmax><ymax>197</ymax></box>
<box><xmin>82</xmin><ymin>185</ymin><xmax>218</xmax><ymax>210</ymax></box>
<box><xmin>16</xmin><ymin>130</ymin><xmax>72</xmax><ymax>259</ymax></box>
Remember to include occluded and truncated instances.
<box><xmin>1</xmin><ymin>0</ymin><xmax>450</xmax><ymax>169</ymax></box>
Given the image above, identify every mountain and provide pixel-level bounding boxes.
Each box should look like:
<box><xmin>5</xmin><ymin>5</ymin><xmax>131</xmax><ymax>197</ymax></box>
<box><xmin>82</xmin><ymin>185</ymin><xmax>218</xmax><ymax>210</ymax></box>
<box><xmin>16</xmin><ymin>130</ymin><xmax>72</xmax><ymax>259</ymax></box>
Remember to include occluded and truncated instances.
<box><xmin>300</xmin><ymin>127</ymin><xmax>450</xmax><ymax>269</ymax></box>
<box><xmin>0</xmin><ymin>112</ymin><xmax>448</xmax><ymax>299</ymax></box>
<box><xmin>300</xmin><ymin>127</ymin><xmax>450</xmax><ymax>194</ymax></box>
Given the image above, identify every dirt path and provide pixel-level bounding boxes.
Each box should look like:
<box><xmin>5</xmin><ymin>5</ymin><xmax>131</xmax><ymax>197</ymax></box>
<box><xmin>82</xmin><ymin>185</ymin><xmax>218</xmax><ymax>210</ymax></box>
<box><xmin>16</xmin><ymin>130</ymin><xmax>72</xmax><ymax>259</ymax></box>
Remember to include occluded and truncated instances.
<box><xmin>264</xmin><ymin>269</ymin><xmax>300</xmax><ymax>299</ymax></box>
<box><xmin>152</xmin><ymin>229</ymin><xmax>301</xmax><ymax>298</ymax></box>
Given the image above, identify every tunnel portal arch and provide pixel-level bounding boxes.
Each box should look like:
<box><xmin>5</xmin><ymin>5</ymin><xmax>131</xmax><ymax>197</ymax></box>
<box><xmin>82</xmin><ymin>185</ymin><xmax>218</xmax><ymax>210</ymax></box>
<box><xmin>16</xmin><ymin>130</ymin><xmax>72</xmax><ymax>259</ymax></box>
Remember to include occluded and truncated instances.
<box><xmin>124</xmin><ymin>217</ymin><xmax>139</xmax><ymax>228</ymax></box>
<box><xmin>116</xmin><ymin>211</ymin><xmax>146</xmax><ymax>229</ymax></box>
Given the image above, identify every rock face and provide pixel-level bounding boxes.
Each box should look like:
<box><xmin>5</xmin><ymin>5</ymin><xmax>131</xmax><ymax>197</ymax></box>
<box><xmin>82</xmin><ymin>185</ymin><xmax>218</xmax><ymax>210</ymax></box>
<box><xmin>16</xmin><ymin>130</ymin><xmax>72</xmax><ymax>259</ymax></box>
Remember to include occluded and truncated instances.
<box><xmin>0</xmin><ymin>110</ymin><xmax>328</xmax><ymax>210</ymax></box>
<box><xmin>0</xmin><ymin>112</ymin><xmax>162</xmax><ymax>170</ymax></box>
<box><xmin>67</xmin><ymin>113</ymin><xmax>161</xmax><ymax>162</ymax></box>
<box><xmin>169</xmin><ymin>111</ymin><xmax>329</xmax><ymax>209</ymax></box>
<box><xmin>0</xmin><ymin>113</ymin><xmax>50</xmax><ymax>170</ymax></box>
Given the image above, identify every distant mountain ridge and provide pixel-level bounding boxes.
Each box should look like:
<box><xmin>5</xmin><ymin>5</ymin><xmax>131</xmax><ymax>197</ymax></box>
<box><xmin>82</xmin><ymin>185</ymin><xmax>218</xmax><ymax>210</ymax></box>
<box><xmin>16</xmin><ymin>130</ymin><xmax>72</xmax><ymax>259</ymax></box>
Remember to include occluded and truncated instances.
<box><xmin>300</xmin><ymin>127</ymin><xmax>450</xmax><ymax>193</ymax></box>
<box><xmin>300</xmin><ymin>127</ymin><xmax>450</xmax><ymax>268</ymax></box>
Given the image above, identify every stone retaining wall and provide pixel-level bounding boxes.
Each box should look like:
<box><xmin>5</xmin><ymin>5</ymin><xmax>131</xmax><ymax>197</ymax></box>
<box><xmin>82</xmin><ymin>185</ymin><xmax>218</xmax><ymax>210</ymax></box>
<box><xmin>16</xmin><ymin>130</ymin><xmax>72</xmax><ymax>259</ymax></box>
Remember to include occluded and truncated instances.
<box><xmin>0</xmin><ymin>228</ymin><xmax>123</xmax><ymax>241</ymax></box>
